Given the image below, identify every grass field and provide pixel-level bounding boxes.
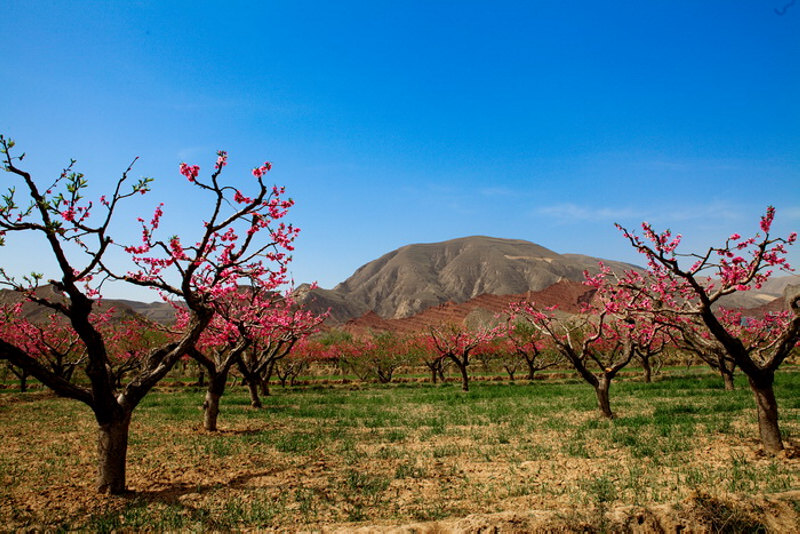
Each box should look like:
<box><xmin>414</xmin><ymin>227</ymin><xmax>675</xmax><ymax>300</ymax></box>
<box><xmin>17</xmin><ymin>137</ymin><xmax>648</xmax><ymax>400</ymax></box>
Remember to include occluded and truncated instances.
<box><xmin>1</xmin><ymin>367</ymin><xmax>799</xmax><ymax>532</ymax></box>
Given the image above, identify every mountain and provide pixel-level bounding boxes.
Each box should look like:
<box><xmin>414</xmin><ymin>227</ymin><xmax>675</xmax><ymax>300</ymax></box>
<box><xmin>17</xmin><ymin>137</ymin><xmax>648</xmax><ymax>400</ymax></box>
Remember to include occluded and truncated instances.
<box><xmin>303</xmin><ymin>236</ymin><xmax>641</xmax><ymax>323</ymax></box>
<box><xmin>0</xmin><ymin>286</ymin><xmax>175</xmax><ymax>324</ymax></box>
<box><xmin>105</xmin><ymin>299</ymin><xmax>177</xmax><ymax>324</ymax></box>
<box><xmin>716</xmin><ymin>275</ymin><xmax>800</xmax><ymax>310</ymax></box>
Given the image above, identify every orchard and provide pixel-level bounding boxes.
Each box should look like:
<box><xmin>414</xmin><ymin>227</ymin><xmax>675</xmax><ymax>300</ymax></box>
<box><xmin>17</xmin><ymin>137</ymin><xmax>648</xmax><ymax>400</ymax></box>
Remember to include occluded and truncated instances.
<box><xmin>1</xmin><ymin>136</ymin><xmax>798</xmax><ymax>530</ymax></box>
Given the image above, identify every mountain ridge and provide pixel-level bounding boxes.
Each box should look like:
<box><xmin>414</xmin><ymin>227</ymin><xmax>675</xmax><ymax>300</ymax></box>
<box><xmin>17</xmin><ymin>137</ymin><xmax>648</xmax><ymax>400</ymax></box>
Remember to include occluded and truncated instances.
<box><xmin>302</xmin><ymin>235</ymin><xmax>800</xmax><ymax>325</ymax></box>
<box><xmin>303</xmin><ymin>235</ymin><xmax>643</xmax><ymax>323</ymax></box>
<box><xmin>4</xmin><ymin>236</ymin><xmax>796</xmax><ymax>329</ymax></box>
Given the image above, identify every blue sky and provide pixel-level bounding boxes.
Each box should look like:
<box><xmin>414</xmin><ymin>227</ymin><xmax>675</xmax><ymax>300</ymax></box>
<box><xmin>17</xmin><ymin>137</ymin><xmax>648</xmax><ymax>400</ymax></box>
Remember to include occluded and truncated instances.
<box><xmin>2</xmin><ymin>1</ymin><xmax>799</xmax><ymax>300</ymax></box>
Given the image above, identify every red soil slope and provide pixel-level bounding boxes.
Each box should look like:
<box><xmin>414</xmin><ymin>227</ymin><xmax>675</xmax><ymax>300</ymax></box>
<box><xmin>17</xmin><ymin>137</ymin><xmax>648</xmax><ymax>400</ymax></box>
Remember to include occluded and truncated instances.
<box><xmin>342</xmin><ymin>279</ymin><xmax>595</xmax><ymax>335</ymax></box>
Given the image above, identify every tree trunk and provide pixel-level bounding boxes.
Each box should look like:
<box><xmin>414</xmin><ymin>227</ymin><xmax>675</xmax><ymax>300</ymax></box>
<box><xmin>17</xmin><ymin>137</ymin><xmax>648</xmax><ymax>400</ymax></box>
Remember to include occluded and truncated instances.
<box><xmin>247</xmin><ymin>380</ymin><xmax>262</xmax><ymax>408</ymax></box>
<box><xmin>96</xmin><ymin>413</ymin><xmax>131</xmax><ymax>494</ymax></box>
<box><xmin>203</xmin><ymin>373</ymin><xmax>227</xmax><ymax>431</ymax></box>
<box><xmin>595</xmin><ymin>376</ymin><xmax>614</xmax><ymax>419</ymax></box>
<box><xmin>722</xmin><ymin>369</ymin><xmax>735</xmax><ymax>391</ymax></box>
<box><xmin>748</xmin><ymin>374</ymin><xmax>783</xmax><ymax>453</ymax></box>
<box><xmin>197</xmin><ymin>368</ymin><xmax>205</xmax><ymax>387</ymax></box>
<box><xmin>437</xmin><ymin>366</ymin><xmax>446</xmax><ymax>383</ymax></box>
<box><xmin>526</xmin><ymin>362</ymin><xmax>535</xmax><ymax>381</ymax></box>
<box><xmin>458</xmin><ymin>362</ymin><xmax>469</xmax><ymax>392</ymax></box>
<box><xmin>641</xmin><ymin>358</ymin><xmax>652</xmax><ymax>383</ymax></box>
<box><xmin>203</xmin><ymin>390</ymin><xmax>221</xmax><ymax>431</ymax></box>
<box><xmin>260</xmin><ymin>361</ymin><xmax>275</xmax><ymax>396</ymax></box>
<box><xmin>715</xmin><ymin>352</ymin><xmax>735</xmax><ymax>390</ymax></box>
<box><xmin>10</xmin><ymin>365</ymin><xmax>29</xmax><ymax>393</ymax></box>
<box><xmin>430</xmin><ymin>365</ymin><xmax>438</xmax><ymax>384</ymax></box>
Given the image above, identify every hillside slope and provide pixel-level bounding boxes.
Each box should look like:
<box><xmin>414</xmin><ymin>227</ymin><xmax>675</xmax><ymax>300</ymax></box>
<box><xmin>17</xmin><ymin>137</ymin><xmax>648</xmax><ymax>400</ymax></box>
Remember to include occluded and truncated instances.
<box><xmin>304</xmin><ymin>236</ymin><xmax>640</xmax><ymax>322</ymax></box>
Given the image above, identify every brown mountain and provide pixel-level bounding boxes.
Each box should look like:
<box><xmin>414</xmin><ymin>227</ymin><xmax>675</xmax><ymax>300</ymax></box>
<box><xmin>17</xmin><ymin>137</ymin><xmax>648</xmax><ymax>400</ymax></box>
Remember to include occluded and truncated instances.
<box><xmin>0</xmin><ymin>286</ymin><xmax>175</xmax><ymax>324</ymax></box>
<box><xmin>716</xmin><ymin>275</ymin><xmax>800</xmax><ymax>310</ymax></box>
<box><xmin>303</xmin><ymin>236</ymin><xmax>641</xmax><ymax>323</ymax></box>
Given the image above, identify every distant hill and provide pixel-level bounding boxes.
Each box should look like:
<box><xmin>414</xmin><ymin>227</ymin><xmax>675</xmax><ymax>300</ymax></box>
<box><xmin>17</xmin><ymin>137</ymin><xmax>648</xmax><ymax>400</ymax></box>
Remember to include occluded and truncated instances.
<box><xmin>716</xmin><ymin>275</ymin><xmax>800</xmax><ymax>310</ymax></box>
<box><xmin>105</xmin><ymin>299</ymin><xmax>177</xmax><ymax>324</ymax></box>
<box><xmin>302</xmin><ymin>236</ymin><xmax>641</xmax><ymax>323</ymax></box>
<box><xmin>4</xmin><ymin>235</ymin><xmax>795</xmax><ymax>331</ymax></box>
<box><xmin>0</xmin><ymin>286</ymin><xmax>175</xmax><ymax>324</ymax></box>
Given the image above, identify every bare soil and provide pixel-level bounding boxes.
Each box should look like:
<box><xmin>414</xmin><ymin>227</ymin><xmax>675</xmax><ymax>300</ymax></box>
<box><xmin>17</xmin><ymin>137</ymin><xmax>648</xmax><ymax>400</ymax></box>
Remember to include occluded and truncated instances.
<box><xmin>1</xmin><ymin>383</ymin><xmax>799</xmax><ymax>532</ymax></box>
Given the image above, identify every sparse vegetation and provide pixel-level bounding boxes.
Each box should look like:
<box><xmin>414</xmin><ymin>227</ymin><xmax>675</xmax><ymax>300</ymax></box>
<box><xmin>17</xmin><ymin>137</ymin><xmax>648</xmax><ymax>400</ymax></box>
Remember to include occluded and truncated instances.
<box><xmin>1</xmin><ymin>367</ymin><xmax>798</xmax><ymax>531</ymax></box>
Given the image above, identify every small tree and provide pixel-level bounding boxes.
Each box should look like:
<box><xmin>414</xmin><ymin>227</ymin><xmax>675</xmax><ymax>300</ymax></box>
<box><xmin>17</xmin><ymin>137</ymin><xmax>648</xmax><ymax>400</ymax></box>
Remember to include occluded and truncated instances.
<box><xmin>505</xmin><ymin>319</ymin><xmax>562</xmax><ymax>381</ymax></box>
<box><xmin>273</xmin><ymin>339</ymin><xmax>316</xmax><ymax>387</ymax></box>
<box><xmin>512</xmin><ymin>268</ymin><xmax>642</xmax><ymax>419</ymax></box>
<box><xmin>236</xmin><ymin>291</ymin><xmax>325</xmax><ymax>406</ymax></box>
<box><xmin>632</xmin><ymin>319</ymin><xmax>668</xmax><ymax>384</ymax></box>
<box><xmin>617</xmin><ymin>207</ymin><xmax>799</xmax><ymax>452</ymax></box>
<box><xmin>426</xmin><ymin>323</ymin><xmax>502</xmax><ymax>392</ymax></box>
<box><xmin>513</xmin><ymin>304</ymin><xmax>636</xmax><ymax>419</ymax></box>
<box><xmin>186</xmin><ymin>308</ymin><xmax>251</xmax><ymax>432</ymax></box>
<box><xmin>373</xmin><ymin>332</ymin><xmax>416</xmax><ymax>383</ymax></box>
<box><xmin>415</xmin><ymin>334</ymin><xmax>448</xmax><ymax>384</ymax></box>
<box><xmin>339</xmin><ymin>331</ymin><xmax>409</xmax><ymax>383</ymax></box>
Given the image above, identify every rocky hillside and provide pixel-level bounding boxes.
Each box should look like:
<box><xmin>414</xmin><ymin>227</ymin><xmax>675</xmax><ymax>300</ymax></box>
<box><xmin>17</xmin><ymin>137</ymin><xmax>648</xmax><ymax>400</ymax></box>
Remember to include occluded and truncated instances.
<box><xmin>303</xmin><ymin>236</ymin><xmax>641</xmax><ymax>323</ymax></box>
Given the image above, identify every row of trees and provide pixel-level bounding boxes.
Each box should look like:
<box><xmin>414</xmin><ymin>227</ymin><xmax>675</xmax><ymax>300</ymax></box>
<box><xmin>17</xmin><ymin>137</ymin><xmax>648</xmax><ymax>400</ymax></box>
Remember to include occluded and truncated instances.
<box><xmin>0</xmin><ymin>134</ymin><xmax>798</xmax><ymax>496</ymax></box>
<box><xmin>512</xmin><ymin>211</ymin><xmax>799</xmax><ymax>453</ymax></box>
<box><xmin>269</xmin><ymin>282</ymin><xmax>794</xmax><ymax>426</ymax></box>
<box><xmin>285</xmin><ymin>209</ymin><xmax>800</xmax><ymax>453</ymax></box>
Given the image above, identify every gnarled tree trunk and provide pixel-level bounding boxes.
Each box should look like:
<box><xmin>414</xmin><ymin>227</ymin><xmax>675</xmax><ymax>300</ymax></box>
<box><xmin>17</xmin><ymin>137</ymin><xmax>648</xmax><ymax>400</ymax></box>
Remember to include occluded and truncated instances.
<box><xmin>260</xmin><ymin>361</ymin><xmax>275</xmax><ymax>396</ymax></box>
<box><xmin>97</xmin><ymin>412</ymin><xmax>132</xmax><ymax>494</ymax></box>
<box><xmin>722</xmin><ymin>368</ymin><xmax>735</xmax><ymax>391</ymax></box>
<box><xmin>595</xmin><ymin>376</ymin><xmax>614</xmax><ymax>419</ymax></box>
<box><xmin>456</xmin><ymin>361</ymin><xmax>469</xmax><ymax>392</ymax></box>
<box><xmin>203</xmin><ymin>372</ymin><xmax>228</xmax><ymax>431</ymax></box>
<box><xmin>247</xmin><ymin>380</ymin><xmax>262</xmax><ymax>408</ymax></box>
<box><xmin>748</xmin><ymin>373</ymin><xmax>783</xmax><ymax>453</ymax></box>
<box><xmin>641</xmin><ymin>357</ymin><xmax>652</xmax><ymax>383</ymax></box>
<box><xmin>526</xmin><ymin>361</ymin><xmax>536</xmax><ymax>381</ymax></box>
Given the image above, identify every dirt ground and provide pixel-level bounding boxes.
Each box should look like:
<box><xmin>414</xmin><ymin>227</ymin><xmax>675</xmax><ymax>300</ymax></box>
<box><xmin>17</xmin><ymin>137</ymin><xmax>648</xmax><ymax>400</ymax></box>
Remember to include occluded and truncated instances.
<box><xmin>1</xmin><ymin>386</ymin><xmax>799</xmax><ymax>532</ymax></box>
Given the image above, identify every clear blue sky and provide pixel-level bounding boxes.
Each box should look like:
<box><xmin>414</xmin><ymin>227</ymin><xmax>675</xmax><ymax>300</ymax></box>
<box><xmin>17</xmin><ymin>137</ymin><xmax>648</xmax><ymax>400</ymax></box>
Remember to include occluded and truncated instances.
<box><xmin>2</xmin><ymin>1</ymin><xmax>799</xmax><ymax>300</ymax></box>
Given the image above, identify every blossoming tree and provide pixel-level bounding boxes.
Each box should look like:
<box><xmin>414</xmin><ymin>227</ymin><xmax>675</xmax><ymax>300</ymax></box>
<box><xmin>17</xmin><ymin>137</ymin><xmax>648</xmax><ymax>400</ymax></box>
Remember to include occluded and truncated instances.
<box><xmin>504</xmin><ymin>319</ymin><xmax>562</xmax><ymax>381</ymax></box>
<box><xmin>235</xmin><ymin>290</ymin><xmax>326</xmax><ymax>406</ymax></box>
<box><xmin>426</xmin><ymin>323</ymin><xmax>503</xmax><ymax>392</ymax></box>
<box><xmin>511</xmin><ymin>268</ymin><xmax>642</xmax><ymax>419</ymax></box>
<box><xmin>616</xmin><ymin>207</ymin><xmax>799</xmax><ymax>452</ymax></box>
<box><xmin>0</xmin><ymin>135</ymin><xmax>297</xmax><ymax>492</ymax></box>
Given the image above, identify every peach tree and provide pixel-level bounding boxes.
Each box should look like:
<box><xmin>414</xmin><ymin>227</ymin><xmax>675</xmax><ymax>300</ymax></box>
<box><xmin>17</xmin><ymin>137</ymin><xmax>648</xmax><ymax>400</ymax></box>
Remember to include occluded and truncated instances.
<box><xmin>616</xmin><ymin>208</ymin><xmax>799</xmax><ymax>452</ymax></box>
<box><xmin>0</xmin><ymin>135</ymin><xmax>297</xmax><ymax>492</ymax></box>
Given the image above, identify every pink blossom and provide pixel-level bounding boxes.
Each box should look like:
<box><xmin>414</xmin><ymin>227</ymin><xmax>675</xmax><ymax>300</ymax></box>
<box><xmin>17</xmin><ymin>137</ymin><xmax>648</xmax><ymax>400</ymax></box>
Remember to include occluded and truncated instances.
<box><xmin>179</xmin><ymin>163</ymin><xmax>200</xmax><ymax>182</ymax></box>
<box><xmin>215</xmin><ymin>151</ymin><xmax>228</xmax><ymax>170</ymax></box>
